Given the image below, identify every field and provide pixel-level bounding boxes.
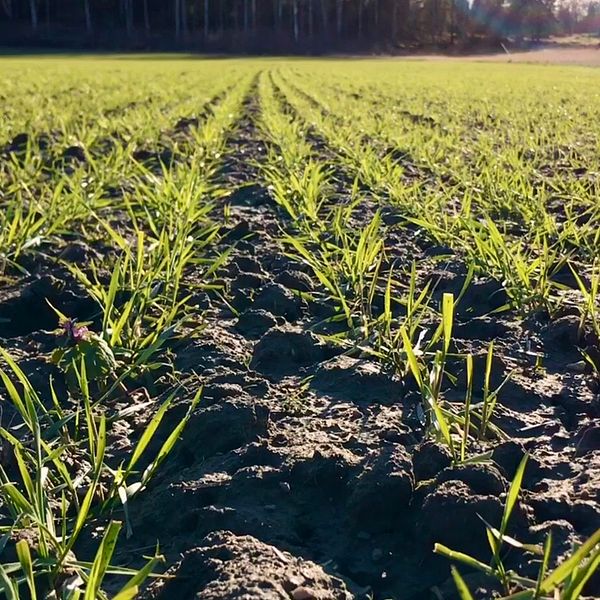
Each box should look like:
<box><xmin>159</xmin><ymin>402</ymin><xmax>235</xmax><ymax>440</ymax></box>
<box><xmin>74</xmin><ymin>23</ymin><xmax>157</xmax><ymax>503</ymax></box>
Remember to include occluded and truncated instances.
<box><xmin>410</xmin><ymin>47</ymin><xmax>600</xmax><ymax>67</ymax></box>
<box><xmin>0</xmin><ymin>55</ymin><xmax>599</xmax><ymax>599</ymax></box>
<box><xmin>420</xmin><ymin>47</ymin><xmax>600</xmax><ymax>67</ymax></box>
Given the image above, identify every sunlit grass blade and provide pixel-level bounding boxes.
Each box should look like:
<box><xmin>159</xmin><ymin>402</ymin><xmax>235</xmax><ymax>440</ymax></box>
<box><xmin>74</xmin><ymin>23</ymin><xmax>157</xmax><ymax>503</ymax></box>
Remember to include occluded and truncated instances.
<box><xmin>450</xmin><ymin>566</ymin><xmax>475</xmax><ymax>600</ymax></box>
<box><xmin>500</xmin><ymin>454</ymin><xmax>528</xmax><ymax>538</ymax></box>
<box><xmin>15</xmin><ymin>539</ymin><xmax>37</xmax><ymax>600</ymax></box>
<box><xmin>84</xmin><ymin>520</ymin><xmax>122</xmax><ymax>600</ymax></box>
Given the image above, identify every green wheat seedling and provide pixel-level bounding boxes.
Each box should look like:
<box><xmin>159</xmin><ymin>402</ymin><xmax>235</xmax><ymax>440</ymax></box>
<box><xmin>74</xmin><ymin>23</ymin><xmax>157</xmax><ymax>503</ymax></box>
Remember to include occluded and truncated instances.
<box><xmin>370</xmin><ymin>260</ymin><xmax>434</xmax><ymax>374</ymax></box>
<box><xmin>0</xmin><ymin>519</ymin><xmax>163</xmax><ymax>600</ymax></box>
<box><xmin>0</xmin><ymin>163</ymin><xmax>93</xmax><ymax>276</ymax></box>
<box><xmin>569</xmin><ymin>265</ymin><xmax>600</xmax><ymax>377</ymax></box>
<box><xmin>283</xmin><ymin>210</ymin><xmax>384</xmax><ymax>332</ymax></box>
<box><xmin>401</xmin><ymin>295</ymin><xmax>508</xmax><ymax>463</ymax></box>
<box><xmin>65</xmin><ymin>217</ymin><xmax>223</xmax><ymax>377</ymax></box>
<box><xmin>67</xmin><ymin>242</ymin><xmax>182</xmax><ymax>362</ymax></box>
<box><xmin>263</xmin><ymin>159</ymin><xmax>332</xmax><ymax>227</ymax></box>
<box><xmin>402</xmin><ymin>293</ymin><xmax>459</xmax><ymax>461</ymax></box>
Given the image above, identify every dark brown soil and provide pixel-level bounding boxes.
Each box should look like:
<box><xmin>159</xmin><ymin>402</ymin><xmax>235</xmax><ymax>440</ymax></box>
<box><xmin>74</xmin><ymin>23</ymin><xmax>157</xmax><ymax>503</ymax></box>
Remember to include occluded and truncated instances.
<box><xmin>0</xmin><ymin>80</ymin><xmax>599</xmax><ymax>600</ymax></box>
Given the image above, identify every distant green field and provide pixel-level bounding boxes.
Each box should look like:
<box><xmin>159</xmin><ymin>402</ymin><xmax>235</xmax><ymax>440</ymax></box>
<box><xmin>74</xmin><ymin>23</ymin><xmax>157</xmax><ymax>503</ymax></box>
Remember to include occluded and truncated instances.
<box><xmin>3</xmin><ymin>56</ymin><xmax>598</xmax><ymax>322</ymax></box>
<box><xmin>1</xmin><ymin>56</ymin><xmax>599</xmax><ymax>599</ymax></box>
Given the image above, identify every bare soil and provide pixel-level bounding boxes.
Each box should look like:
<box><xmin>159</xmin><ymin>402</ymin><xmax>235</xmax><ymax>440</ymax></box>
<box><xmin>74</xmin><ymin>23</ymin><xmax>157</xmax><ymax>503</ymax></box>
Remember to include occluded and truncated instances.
<box><xmin>407</xmin><ymin>46</ymin><xmax>600</xmax><ymax>67</ymax></box>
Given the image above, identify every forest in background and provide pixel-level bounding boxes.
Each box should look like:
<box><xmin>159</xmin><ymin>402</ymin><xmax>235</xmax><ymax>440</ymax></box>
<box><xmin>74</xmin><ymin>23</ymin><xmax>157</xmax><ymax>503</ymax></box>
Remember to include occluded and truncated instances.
<box><xmin>1</xmin><ymin>0</ymin><xmax>600</xmax><ymax>52</ymax></box>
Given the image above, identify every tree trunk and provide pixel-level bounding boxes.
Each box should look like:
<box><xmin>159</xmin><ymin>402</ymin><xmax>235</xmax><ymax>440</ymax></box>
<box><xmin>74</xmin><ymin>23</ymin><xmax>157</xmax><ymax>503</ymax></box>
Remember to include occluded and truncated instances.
<box><xmin>175</xmin><ymin>0</ymin><xmax>180</xmax><ymax>38</ymax></box>
<box><xmin>293</xmin><ymin>0</ymin><xmax>299</xmax><ymax>41</ymax></box>
<box><xmin>279</xmin><ymin>0</ymin><xmax>284</xmax><ymax>28</ymax></box>
<box><xmin>143</xmin><ymin>0</ymin><xmax>150</xmax><ymax>34</ymax></box>
<box><xmin>125</xmin><ymin>0</ymin><xmax>133</xmax><ymax>35</ymax></box>
<box><xmin>181</xmin><ymin>0</ymin><xmax>188</xmax><ymax>37</ymax></box>
<box><xmin>358</xmin><ymin>0</ymin><xmax>363</xmax><ymax>37</ymax></box>
<box><xmin>252</xmin><ymin>0</ymin><xmax>256</xmax><ymax>32</ymax></box>
<box><xmin>29</xmin><ymin>0</ymin><xmax>38</xmax><ymax>30</ymax></box>
<box><xmin>336</xmin><ymin>0</ymin><xmax>343</xmax><ymax>37</ymax></box>
<box><xmin>244</xmin><ymin>0</ymin><xmax>249</xmax><ymax>33</ymax></box>
<box><xmin>232</xmin><ymin>0</ymin><xmax>238</xmax><ymax>32</ymax></box>
<box><xmin>308</xmin><ymin>0</ymin><xmax>313</xmax><ymax>36</ymax></box>
<box><xmin>1</xmin><ymin>0</ymin><xmax>12</xmax><ymax>19</ymax></box>
<box><xmin>204</xmin><ymin>0</ymin><xmax>209</xmax><ymax>37</ymax></box>
<box><xmin>321</xmin><ymin>0</ymin><xmax>328</xmax><ymax>33</ymax></box>
<box><xmin>84</xmin><ymin>0</ymin><xmax>92</xmax><ymax>33</ymax></box>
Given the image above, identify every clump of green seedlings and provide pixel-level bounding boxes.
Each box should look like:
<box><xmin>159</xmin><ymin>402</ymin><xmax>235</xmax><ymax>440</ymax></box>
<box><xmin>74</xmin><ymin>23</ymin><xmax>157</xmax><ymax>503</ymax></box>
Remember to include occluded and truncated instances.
<box><xmin>436</xmin><ymin>456</ymin><xmax>600</xmax><ymax>599</ymax></box>
<box><xmin>0</xmin><ymin>347</ymin><xmax>200</xmax><ymax>598</ymax></box>
<box><xmin>571</xmin><ymin>265</ymin><xmax>600</xmax><ymax>377</ymax></box>
<box><xmin>62</xmin><ymin>166</ymin><xmax>230</xmax><ymax>387</ymax></box>
<box><xmin>402</xmin><ymin>293</ymin><xmax>511</xmax><ymax>464</ymax></box>
<box><xmin>274</xmin><ymin>63</ymin><xmax>600</xmax><ymax>325</ymax></box>
<box><xmin>284</xmin><ymin>208</ymin><xmax>385</xmax><ymax>332</ymax></box>
<box><xmin>0</xmin><ymin>57</ymin><xmax>257</xmax><ymax>598</ymax></box>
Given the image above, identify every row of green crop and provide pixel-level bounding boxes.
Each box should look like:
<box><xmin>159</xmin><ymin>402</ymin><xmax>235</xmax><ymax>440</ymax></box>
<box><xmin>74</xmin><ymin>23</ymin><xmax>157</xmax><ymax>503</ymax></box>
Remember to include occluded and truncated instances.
<box><xmin>0</xmin><ymin>63</ymin><xmax>258</xmax><ymax>599</ymax></box>
<box><xmin>0</xmin><ymin>64</ymin><xmax>253</xmax><ymax>277</ymax></box>
<box><xmin>258</xmin><ymin>68</ymin><xmax>509</xmax><ymax>465</ymax></box>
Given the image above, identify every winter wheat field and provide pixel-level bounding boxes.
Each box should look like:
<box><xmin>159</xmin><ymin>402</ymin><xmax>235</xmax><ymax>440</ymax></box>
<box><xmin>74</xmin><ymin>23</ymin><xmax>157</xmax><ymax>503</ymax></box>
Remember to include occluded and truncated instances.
<box><xmin>0</xmin><ymin>56</ymin><xmax>599</xmax><ymax>600</ymax></box>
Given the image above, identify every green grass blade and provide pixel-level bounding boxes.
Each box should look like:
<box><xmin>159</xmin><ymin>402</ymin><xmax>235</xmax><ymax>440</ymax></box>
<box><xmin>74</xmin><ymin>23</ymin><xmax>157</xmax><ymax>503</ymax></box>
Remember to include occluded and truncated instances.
<box><xmin>450</xmin><ymin>566</ymin><xmax>475</xmax><ymax>600</ymax></box>
<box><xmin>141</xmin><ymin>388</ymin><xmax>202</xmax><ymax>487</ymax></box>
<box><xmin>433</xmin><ymin>543</ymin><xmax>495</xmax><ymax>576</ymax></box>
<box><xmin>115</xmin><ymin>551</ymin><xmax>164</xmax><ymax>595</ymax></box>
<box><xmin>563</xmin><ymin>547</ymin><xmax>600</xmax><ymax>600</ymax></box>
<box><xmin>442</xmin><ymin>293</ymin><xmax>454</xmax><ymax>355</ymax></box>
<box><xmin>126</xmin><ymin>393</ymin><xmax>174</xmax><ymax>472</ymax></box>
<box><xmin>0</xmin><ymin>563</ymin><xmax>19</xmax><ymax>600</ymax></box>
<box><xmin>113</xmin><ymin>588</ymin><xmax>139</xmax><ymax>600</ymax></box>
<box><xmin>540</xmin><ymin>528</ymin><xmax>600</xmax><ymax>593</ymax></box>
<box><xmin>500</xmin><ymin>454</ymin><xmax>528</xmax><ymax>537</ymax></box>
<box><xmin>15</xmin><ymin>539</ymin><xmax>36</xmax><ymax>600</ymax></box>
<box><xmin>84</xmin><ymin>520</ymin><xmax>122</xmax><ymax>600</ymax></box>
<box><xmin>534</xmin><ymin>531</ymin><xmax>552</xmax><ymax>597</ymax></box>
<box><xmin>401</xmin><ymin>327</ymin><xmax>422</xmax><ymax>388</ymax></box>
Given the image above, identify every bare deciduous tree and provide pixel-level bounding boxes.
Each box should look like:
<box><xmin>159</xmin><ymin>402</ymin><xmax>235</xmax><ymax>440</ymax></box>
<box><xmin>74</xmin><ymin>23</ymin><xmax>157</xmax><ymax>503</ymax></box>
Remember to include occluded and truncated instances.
<box><xmin>144</xmin><ymin>0</ymin><xmax>151</xmax><ymax>34</ymax></box>
<box><xmin>175</xmin><ymin>0</ymin><xmax>180</xmax><ymax>38</ymax></box>
<box><xmin>204</xmin><ymin>0</ymin><xmax>209</xmax><ymax>37</ymax></box>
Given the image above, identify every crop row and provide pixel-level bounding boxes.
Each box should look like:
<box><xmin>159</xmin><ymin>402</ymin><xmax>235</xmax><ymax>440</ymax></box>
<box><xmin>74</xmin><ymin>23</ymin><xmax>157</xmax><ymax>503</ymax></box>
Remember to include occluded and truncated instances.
<box><xmin>0</xmin><ymin>64</ymin><xmax>256</xmax><ymax>598</ymax></box>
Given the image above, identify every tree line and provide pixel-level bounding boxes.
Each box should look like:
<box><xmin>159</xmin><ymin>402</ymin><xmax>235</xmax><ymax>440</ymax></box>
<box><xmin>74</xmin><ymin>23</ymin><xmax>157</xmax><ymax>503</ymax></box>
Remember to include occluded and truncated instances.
<box><xmin>1</xmin><ymin>0</ymin><xmax>599</xmax><ymax>51</ymax></box>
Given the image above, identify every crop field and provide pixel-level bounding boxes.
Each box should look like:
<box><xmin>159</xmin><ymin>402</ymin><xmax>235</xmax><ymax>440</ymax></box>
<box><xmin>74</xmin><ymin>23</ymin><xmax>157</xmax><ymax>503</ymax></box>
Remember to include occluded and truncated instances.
<box><xmin>0</xmin><ymin>55</ymin><xmax>599</xmax><ymax>599</ymax></box>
